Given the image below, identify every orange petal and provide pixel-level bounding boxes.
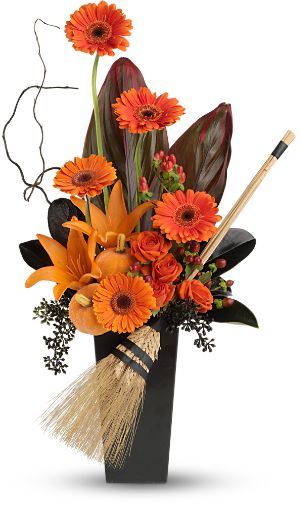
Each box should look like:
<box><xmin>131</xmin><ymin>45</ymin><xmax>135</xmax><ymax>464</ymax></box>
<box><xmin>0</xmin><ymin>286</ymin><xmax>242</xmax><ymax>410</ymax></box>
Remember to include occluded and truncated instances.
<box><xmin>63</xmin><ymin>219</ymin><xmax>94</xmax><ymax>237</ymax></box>
<box><xmin>25</xmin><ymin>266</ymin><xmax>74</xmax><ymax>288</ymax></box>
<box><xmin>106</xmin><ymin>180</ymin><xmax>128</xmax><ymax>230</ymax></box>
<box><xmin>53</xmin><ymin>283</ymin><xmax>69</xmax><ymax>300</ymax></box>
<box><xmin>70</xmin><ymin>196</ymin><xmax>109</xmax><ymax>234</ymax></box>
<box><xmin>87</xmin><ymin>229</ymin><xmax>98</xmax><ymax>266</ymax></box>
<box><xmin>37</xmin><ymin>234</ymin><xmax>67</xmax><ymax>270</ymax></box>
<box><xmin>125</xmin><ymin>201</ymin><xmax>154</xmax><ymax>234</ymax></box>
<box><xmin>63</xmin><ymin>219</ymin><xmax>105</xmax><ymax>248</ymax></box>
<box><xmin>67</xmin><ymin>218</ymin><xmax>89</xmax><ymax>276</ymax></box>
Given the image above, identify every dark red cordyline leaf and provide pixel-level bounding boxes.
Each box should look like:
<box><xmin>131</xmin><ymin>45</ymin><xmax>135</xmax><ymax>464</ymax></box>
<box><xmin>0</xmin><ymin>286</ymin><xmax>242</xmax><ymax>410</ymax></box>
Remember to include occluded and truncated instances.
<box><xmin>83</xmin><ymin>57</ymin><xmax>168</xmax><ymax>213</ymax></box>
<box><xmin>169</xmin><ymin>103</ymin><xmax>232</xmax><ymax>203</ymax></box>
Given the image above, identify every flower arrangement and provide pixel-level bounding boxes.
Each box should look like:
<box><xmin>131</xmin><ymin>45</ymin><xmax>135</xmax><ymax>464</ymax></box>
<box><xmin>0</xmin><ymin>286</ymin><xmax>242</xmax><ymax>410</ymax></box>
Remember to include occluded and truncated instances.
<box><xmin>9</xmin><ymin>1</ymin><xmax>294</xmax><ymax>479</ymax></box>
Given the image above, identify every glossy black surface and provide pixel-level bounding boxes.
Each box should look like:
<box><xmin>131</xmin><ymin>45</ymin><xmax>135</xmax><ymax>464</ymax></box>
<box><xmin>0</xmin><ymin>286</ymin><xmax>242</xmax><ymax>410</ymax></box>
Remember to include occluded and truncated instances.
<box><xmin>94</xmin><ymin>318</ymin><xmax>178</xmax><ymax>483</ymax></box>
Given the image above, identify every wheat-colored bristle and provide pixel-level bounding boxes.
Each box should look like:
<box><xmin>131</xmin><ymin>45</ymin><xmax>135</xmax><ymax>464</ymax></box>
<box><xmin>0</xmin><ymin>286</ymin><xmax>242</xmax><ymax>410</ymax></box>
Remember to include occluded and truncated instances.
<box><xmin>41</xmin><ymin>325</ymin><xmax>160</xmax><ymax>468</ymax></box>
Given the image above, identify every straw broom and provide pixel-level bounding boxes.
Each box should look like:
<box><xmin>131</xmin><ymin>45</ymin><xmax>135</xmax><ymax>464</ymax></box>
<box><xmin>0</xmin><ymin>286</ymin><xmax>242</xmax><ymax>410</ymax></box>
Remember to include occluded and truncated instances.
<box><xmin>41</xmin><ymin>325</ymin><xmax>160</xmax><ymax>468</ymax></box>
<box><xmin>188</xmin><ymin>130</ymin><xmax>295</xmax><ymax>281</ymax></box>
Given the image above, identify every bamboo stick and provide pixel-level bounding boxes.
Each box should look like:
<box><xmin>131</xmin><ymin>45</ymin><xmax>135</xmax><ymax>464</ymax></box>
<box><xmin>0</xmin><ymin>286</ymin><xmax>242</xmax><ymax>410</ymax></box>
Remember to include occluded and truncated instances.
<box><xmin>187</xmin><ymin>130</ymin><xmax>295</xmax><ymax>281</ymax></box>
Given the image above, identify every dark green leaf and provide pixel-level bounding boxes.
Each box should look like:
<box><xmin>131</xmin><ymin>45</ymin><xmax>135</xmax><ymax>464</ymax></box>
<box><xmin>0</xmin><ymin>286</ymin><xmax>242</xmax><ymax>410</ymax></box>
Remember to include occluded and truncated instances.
<box><xmin>19</xmin><ymin>240</ymin><xmax>52</xmax><ymax>270</ymax></box>
<box><xmin>206</xmin><ymin>228</ymin><xmax>256</xmax><ymax>276</ymax></box>
<box><xmin>48</xmin><ymin>198</ymin><xmax>84</xmax><ymax>246</ymax></box>
<box><xmin>211</xmin><ymin>299</ymin><xmax>259</xmax><ymax>328</ymax></box>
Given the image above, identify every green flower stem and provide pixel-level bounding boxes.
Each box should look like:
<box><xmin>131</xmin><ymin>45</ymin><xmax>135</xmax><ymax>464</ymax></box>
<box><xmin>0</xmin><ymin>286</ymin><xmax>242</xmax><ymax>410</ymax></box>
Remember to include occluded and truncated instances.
<box><xmin>134</xmin><ymin>134</ymin><xmax>144</xmax><ymax>232</ymax></box>
<box><xmin>85</xmin><ymin>195</ymin><xmax>92</xmax><ymax>226</ymax></box>
<box><xmin>92</xmin><ymin>53</ymin><xmax>109</xmax><ymax>211</ymax></box>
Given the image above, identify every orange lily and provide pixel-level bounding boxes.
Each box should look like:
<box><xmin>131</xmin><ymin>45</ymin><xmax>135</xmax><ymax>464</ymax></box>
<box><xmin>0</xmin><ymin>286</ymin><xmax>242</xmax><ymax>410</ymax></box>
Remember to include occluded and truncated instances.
<box><xmin>63</xmin><ymin>180</ymin><xmax>154</xmax><ymax>248</ymax></box>
<box><xmin>25</xmin><ymin>218</ymin><xmax>101</xmax><ymax>300</ymax></box>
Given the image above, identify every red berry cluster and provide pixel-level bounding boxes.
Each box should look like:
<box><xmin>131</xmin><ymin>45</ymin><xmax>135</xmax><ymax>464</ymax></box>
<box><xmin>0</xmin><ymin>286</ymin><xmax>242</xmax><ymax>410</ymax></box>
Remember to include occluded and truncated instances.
<box><xmin>153</xmin><ymin>151</ymin><xmax>186</xmax><ymax>186</ymax></box>
<box><xmin>129</xmin><ymin>261</ymin><xmax>152</xmax><ymax>284</ymax></box>
<box><xmin>176</xmin><ymin>241</ymin><xmax>202</xmax><ymax>265</ymax></box>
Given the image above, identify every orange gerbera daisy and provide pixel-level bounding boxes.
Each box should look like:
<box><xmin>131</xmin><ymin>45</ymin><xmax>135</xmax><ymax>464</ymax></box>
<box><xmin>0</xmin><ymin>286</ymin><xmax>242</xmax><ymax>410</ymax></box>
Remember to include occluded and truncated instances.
<box><xmin>178</xmin><ymin>280</ymin><xmax>213</xmax><ymax>313</ymax></box>
<box><xmin>112</xmin><ymin>87</ymin><xmax>185</xmax><ymax>134</ymax></box>
<box><xmin>25</xmin><ymin>218</ymin><xmax>101</xmax><ymax>300</ymax></box>
<box><xmin>65</xmin><ymin>2</ymin><xmax>132</xmax><ymax>56</ymax></box>
<box><xmin>152</xmin><ymin>189</ymin><xmax>221</xmax><ymax>243</ymax></box>
<box><xmin>93</xmin><ymin>273</ymin><xmax>156</xmax><ymax>333</ymax></box>
<box><xmin>53</xmin><ymin>155</ymin><xmax>116</xmax><ymax>198</ymax></box>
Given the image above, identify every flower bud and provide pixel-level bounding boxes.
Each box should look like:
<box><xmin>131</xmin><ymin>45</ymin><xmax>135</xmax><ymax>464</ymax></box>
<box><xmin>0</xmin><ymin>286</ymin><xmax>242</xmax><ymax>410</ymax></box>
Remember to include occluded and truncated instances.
<box><xmin>139</xmin><ymin>176</ymin><xmax>149</xmax><ymax>192</ymax></box>
<box><xmin>179</xmin><ymin>172</ymin><xmax>186</xmax><ymax>183</ymax></box>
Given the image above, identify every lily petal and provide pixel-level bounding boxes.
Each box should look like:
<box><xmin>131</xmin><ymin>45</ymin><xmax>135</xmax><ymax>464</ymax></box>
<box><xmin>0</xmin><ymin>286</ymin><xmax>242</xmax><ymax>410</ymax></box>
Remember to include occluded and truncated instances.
<box><xmin>70</xmin><ymin>196</ymin><xmax>109</xmax><ymax>234</ymax></box>
<box><xmin>37</xmin><ymin>234</ymin><xmax>67</xmax><ymax>270</ymax></box>
<box><xmin>67</xmin><ymin>217</ymin><xmax>89</xmax><ymax>276</ymax></box>
<box><xmin>87</xmin><ymin>229</ymin><xmax>98</xmax><ymax>266</ymax></box>
<box><xmin>106</xmin><ymin>180</ymin><xmax>128</xmax><ymax>230</ymax></box>
<box><xmin>25</xmin><ymin>266</ymin><xmax>74</xmax><ymax>288</ymax></box>
<box><xmin>125</xmin><ymin>201</ymin><xmax>154</xmax><ymax>234</ymax></box>
<box><xmin>53</xmin><ymin>283</ymin><xmax>69</xmax><ymax>300</ymax></box>
<box><xmin>63</xmin><ymin>219</ymin><xmax>94</xmax><ymax>237</ymax></box>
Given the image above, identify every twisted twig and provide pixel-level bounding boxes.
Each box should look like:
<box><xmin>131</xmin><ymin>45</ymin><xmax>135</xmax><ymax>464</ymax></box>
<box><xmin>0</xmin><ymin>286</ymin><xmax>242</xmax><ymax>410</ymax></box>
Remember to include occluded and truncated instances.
<box><xmin>2</xmin><ymin>19</ymin><xmax>78</xmax><ymax>204</ymax></box>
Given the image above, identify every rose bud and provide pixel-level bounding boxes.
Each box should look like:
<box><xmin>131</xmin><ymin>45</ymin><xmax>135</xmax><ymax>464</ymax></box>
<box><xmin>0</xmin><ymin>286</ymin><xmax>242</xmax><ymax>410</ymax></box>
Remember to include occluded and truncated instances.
<box><xmin>139</xmin><ymin>176</ymin><xmax>149</xmax><ymax>193</ymax></box>
<box><xmin>179</xmin><ymin>172</ymin><xmax>186</xmax><ymax>184</ymax></box>
<box><xmin>169</xmin><ymin>154</ymin><xmax>177</xmax><ymax>164</ymax></box>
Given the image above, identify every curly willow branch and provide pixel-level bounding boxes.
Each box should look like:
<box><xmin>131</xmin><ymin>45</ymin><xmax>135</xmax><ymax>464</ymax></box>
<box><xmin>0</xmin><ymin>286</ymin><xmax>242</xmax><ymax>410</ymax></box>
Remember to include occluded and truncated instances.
<box><xmin>2</xmin><ymin>18</ymin><xmax>78</xmax><ymax>205</ymax></box>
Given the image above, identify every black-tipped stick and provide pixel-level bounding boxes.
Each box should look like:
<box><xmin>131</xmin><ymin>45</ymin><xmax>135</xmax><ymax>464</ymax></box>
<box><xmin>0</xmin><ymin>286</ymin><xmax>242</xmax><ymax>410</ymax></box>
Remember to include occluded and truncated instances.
<box><xmin>188</xmin><ymin>130</ymin><xmax>295</xmax><ymax>281</ymax></box>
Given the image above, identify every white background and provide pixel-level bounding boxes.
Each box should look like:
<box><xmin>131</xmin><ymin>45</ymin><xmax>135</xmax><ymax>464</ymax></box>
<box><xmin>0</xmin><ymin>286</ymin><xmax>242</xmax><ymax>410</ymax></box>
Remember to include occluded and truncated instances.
<box><xmin>1</xmin><ymin>0</ymin><xmax>300</xmax><ymax>504</ymax></box>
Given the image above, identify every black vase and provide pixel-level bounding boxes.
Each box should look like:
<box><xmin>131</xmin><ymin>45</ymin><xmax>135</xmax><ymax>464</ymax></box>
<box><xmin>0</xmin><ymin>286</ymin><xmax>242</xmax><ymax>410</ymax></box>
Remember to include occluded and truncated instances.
<box><xmin>94</xmin><ymin>317</ymin><xmax>179</xmax><ymax>483</ymax></box>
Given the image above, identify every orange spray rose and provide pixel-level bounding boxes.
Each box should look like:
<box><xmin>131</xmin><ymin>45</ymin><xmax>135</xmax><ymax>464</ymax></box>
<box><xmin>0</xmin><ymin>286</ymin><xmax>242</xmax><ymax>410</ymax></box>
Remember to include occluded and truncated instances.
<box><xmin>131</xmin><ymin>231</ymin><xmax>171</xmax><ymax>263</ymax></box>
<box><xmin>178</xmin><ymin>280</ymin><xmax>213</xmax><ymax>313</ymax></box>
<box><xmin>152</xmin><ymin>253</ymin><xmax>182</xmax><ymax>283</ymax></box>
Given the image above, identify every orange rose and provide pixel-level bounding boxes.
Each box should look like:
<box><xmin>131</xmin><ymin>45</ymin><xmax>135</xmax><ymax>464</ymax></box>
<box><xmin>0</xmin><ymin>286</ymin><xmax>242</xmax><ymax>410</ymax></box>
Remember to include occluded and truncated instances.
<box><xmin>178</xmin><ymin>279</ymin><xmax>213</xmax><ymax>313</ymax></box>
<box><xmin>152</xmin><ymin>281</ymin><xmax>175</xmax><ymax>309</ymax></box>
<box><xmin>131</xmin><ymin>231</ymin><xmax>171</xmax><ymax>263</ymax></box>
<box><xmin>152</xmin><ymin>253</ymin><xmax>182</xmax><ymax>283</ymax></box>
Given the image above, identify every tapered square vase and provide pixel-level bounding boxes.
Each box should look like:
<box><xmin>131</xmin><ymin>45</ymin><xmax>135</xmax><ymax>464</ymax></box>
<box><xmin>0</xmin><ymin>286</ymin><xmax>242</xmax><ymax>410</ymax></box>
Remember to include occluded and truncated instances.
<box><xmin>94</xmin><ymin>317</ymin><xmax>179</xmax><ymax>483</ymax></box>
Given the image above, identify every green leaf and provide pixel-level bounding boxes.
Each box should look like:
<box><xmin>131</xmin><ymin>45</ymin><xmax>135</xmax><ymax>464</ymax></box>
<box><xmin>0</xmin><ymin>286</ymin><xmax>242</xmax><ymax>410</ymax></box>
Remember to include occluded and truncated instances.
<box><xmin>198</xmin><ymin>271</ymin><xmax>212</xmax><ymax>285</ymax></box>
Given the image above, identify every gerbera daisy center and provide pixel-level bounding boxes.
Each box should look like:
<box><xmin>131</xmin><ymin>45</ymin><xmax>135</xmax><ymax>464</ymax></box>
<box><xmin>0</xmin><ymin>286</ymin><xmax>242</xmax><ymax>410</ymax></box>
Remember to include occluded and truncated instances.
<box><xmin>111</xmin><ymin>292</ymin><xmax>136</xmax><ymax>314</ymax></box>
<box><xmin>175</xmin><ymin>204</ymin><xmax>202</xmax><ymax>227</ymax></box>
<box><xmin>72</xmin><ymin>170</ymin><xmax>95</xmax><ymax>186</ymax></box>
<box><xmin>85</xmin><ymin>21</ymin><xmax>112</xmax><ymax>44</ymax></box>
<box><xmin>134</xmin><ymin>105</ymin><xmax>162</xmax><ymax>122</ymax></box>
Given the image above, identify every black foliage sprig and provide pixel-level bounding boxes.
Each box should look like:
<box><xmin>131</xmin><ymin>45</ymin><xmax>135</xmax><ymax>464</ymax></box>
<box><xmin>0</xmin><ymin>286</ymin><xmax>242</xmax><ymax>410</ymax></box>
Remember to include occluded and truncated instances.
<box><xmin>33</xmin><ymin>293</ymin><xmax>76</xmax><ymax>374</ymax></box>
<box><xmin>162</xmin><ymin>299</ymin><xmax>215</xmax><ymax>352</ymax></box>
